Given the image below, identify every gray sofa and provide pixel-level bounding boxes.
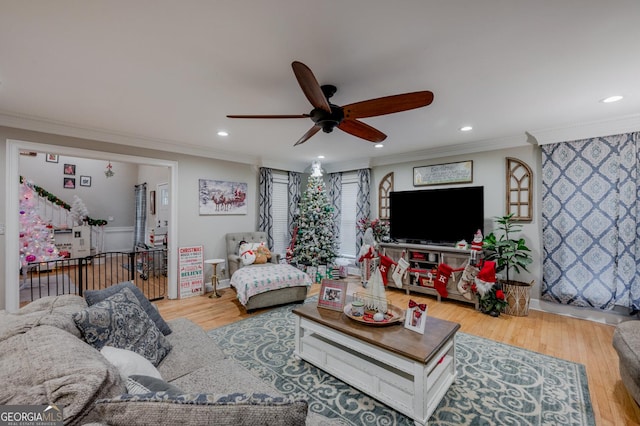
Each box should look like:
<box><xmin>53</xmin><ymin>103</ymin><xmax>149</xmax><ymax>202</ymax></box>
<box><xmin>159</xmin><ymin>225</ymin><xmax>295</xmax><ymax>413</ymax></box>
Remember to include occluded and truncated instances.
<box><xmin>613</xmin><ymin>320</ymin><xmax>640</xmax><ymax>406</ymax></box>
<box><xmin>0</xmin><ymin>293</ymin><xmax>315</xmax><ymax>425</ymax></box>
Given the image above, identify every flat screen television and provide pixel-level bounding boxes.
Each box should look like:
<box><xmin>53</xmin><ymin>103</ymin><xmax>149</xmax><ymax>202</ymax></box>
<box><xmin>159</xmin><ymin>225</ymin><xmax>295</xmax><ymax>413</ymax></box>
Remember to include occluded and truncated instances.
<box><xmin>389</xmin><ymin>186</ymin><xmax>484</xmax><ymax>245</ymax></box>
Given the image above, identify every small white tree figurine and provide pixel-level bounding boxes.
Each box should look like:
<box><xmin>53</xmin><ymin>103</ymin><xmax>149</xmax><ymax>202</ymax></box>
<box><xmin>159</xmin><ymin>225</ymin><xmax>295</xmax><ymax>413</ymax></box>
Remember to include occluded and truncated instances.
<box><xmin>70</xmin><ymin>195</ymin><xmax>89</xmax><ymax>225</ymax></box>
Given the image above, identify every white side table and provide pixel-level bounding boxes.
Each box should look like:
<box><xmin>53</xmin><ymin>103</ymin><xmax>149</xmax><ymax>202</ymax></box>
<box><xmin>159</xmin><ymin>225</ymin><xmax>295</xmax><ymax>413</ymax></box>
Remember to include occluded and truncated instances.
<box><xmin>204</xmin><ymin>258</ymin><xmax>225</xmax><ymax>298</ymax></box>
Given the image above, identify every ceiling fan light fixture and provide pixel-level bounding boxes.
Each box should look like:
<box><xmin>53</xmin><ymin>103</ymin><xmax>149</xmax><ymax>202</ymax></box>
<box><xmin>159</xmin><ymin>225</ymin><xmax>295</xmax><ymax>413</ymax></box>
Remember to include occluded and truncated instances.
<box><xmin>460</xmin><ymin>126</ymin><xmax>473</xmax><ymax>132</ymax></box>
<box><xmin>227</xmin><ymin>61</ymin><xmax>433</xmax><ymax>146</ymax></box>
<box><xmin>601</xmin><ymin>95</ymin><xmax>623</xmax><ymax>103</ymax></box>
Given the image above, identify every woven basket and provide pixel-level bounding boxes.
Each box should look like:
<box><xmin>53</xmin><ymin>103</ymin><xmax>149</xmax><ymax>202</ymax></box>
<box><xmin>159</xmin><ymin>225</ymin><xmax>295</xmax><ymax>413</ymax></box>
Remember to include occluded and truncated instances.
<box><xmin>503</xmin><ymin>280</ymin><xmax>533</xmax><ymax>317</ymax></box>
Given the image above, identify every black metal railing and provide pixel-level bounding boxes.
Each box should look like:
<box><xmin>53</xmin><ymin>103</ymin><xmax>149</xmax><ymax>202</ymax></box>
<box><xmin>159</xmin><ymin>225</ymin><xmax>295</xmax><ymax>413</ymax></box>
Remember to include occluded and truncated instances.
<box><xmin>19</xmin><ymin>247</ymin><xmax>167</xmax><ymax>305</ymax></box>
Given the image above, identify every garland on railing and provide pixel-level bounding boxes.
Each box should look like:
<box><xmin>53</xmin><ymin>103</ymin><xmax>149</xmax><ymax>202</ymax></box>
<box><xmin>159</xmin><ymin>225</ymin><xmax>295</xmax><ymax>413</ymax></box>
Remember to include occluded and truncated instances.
<box><xmin>19</xmin><ymin>176</ymin><xmax>109</xmax><ymax>226</ymax></box>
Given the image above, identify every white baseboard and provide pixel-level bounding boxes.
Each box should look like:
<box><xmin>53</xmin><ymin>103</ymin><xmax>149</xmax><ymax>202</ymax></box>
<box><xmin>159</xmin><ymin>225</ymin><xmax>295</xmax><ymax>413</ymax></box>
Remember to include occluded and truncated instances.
<box><xmin>528</xmin><ymin>298</ymin><xmax>632</xmax><ymax>325</ymax></box>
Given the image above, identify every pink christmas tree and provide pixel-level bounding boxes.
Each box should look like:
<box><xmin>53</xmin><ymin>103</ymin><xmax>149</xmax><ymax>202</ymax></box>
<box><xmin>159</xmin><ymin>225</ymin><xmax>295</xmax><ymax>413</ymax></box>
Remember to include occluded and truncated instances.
<box><xmin>19</xmin><ymin>181</ymin><xmax>59</xmax><ymax>267</ymax></box>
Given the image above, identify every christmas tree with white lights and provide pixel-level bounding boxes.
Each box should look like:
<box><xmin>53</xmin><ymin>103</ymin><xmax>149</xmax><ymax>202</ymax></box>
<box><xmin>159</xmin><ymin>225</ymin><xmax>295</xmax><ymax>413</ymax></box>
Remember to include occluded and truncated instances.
<box><xmin>70</xmin><ymin>195</ymin><xmax>89</xmax><ymax>225</ymax></box>
<box><xmin>19</xmin><ymin>181</ymin><xmax>59</xmax><ymax>267</ymax></box>
<box><xmin>292</xmin><ymin>168</ymin><xmax>337</xmax><ymax>266</ymax></box>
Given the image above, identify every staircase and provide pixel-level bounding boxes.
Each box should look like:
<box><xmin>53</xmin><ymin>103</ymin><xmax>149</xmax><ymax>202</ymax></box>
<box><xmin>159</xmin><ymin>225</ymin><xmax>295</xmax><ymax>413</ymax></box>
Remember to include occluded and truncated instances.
<box><xmin>33</xmin><ymin>189</ymin><xmax>106</xmax><ymax>255</ymax></box>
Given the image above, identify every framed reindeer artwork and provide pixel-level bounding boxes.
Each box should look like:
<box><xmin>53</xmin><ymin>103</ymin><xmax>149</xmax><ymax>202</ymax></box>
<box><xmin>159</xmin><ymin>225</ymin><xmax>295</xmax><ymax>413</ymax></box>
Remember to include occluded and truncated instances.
<box><xmin>198</xmin><ymin>179</ymin><xmax>248</xmax><ymax>215</ymax></box>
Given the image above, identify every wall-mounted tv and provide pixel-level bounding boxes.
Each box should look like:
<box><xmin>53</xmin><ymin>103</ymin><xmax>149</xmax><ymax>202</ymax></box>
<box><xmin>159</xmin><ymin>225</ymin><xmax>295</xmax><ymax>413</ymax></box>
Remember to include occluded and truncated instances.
<box><xmin>389</xmin><ymin>186</ymin><xmax>484</xmax><ymax>245</ymax></box>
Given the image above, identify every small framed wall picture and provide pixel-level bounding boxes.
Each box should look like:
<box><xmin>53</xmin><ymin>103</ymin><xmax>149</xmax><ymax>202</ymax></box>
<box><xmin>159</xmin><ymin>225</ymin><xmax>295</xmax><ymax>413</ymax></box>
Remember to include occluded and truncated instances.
<box><xmin>413</xmin><ymin>160</ymin><xmax>473</xmax><ymax>186</ymax></box>
<box><xmin>64</xmin><ymin>163</ymin><xmax>76</xmax><ymax>175</ymax></box>
<box><xmin>63</xmin><ymin>177</ymin><xmax>76</xmax><ymax>189</ymax></box>
<box><xmin>46</xmin><ymin>153</ymin><xmax>59</xmax><ymax>163</ymax></box>
<box><xmin>317</xmin><ymin>279</ymin><xmax>348</xmax><ymax>311</ymax></box>
<box><xmin>404</xmin><ymin>299</ymin><xmax>428</xmax><ymax>334</ymax></box>
<box><xmin>79</xmin><ymin>176</ymin><xmax>91</xmax><ymax>187</ymax></box>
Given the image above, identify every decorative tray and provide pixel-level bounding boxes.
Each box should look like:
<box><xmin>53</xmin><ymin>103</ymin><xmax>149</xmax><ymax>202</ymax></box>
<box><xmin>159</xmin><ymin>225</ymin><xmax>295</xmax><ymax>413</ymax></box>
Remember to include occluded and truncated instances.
<box><xmin>343</xmin><ymin>303</ymin><xmax>405</xmax><ymax>326</ymax></box>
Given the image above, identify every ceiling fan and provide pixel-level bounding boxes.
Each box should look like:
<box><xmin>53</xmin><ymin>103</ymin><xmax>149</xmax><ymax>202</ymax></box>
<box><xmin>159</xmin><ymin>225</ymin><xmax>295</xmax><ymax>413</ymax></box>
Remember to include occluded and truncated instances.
<box><xmin>227</xmin><ymin>61</ymin><xmax>434</xmax><ymax>146</ymax></box>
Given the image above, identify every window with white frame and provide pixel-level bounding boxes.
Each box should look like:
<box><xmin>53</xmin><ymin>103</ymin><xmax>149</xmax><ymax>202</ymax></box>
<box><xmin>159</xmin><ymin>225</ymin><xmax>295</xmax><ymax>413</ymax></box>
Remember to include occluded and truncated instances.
<box><xmin>271</xmin><ymin>171</ymin><xmax>289</xmax><ymax>258</ymax></box>
<box><xmin>339</xmin><ymin>172</ymin><xmax>358</xmax><ymax>258</ymax></box>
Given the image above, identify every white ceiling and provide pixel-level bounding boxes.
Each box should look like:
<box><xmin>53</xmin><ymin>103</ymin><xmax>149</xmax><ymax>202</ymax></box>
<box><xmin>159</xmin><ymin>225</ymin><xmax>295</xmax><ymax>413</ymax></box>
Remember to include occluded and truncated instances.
<box><xmin>1</xmin><ymin>1</ymin><xmax>639</xmax><ymax>172</ymax></box>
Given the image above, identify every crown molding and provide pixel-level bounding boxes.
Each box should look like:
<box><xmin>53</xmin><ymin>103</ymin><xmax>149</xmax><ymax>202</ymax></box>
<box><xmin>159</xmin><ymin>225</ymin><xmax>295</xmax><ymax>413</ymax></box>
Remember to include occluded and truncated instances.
<box><xmin>370</xmin><ymin>133</ymin><xmax>530</xmax><ymax>167</ymax></box>
<box><xmin>530</xmin><ymin>113</ymin><xmax>640</xmax><ymax>145</ymax></box>
<box><xmin>0</xmin><ymin>110</ymin><xmax>260</xmax><ymax>166</ymax></box>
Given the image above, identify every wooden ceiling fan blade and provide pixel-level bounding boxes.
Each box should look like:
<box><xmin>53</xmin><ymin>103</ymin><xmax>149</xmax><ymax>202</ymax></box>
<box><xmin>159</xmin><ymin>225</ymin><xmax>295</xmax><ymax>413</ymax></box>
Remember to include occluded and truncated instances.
<box><xmin>291</xmin><ymin>61</ymin><xmax>331</xmax><ymax>113</ymax></box>
<box><xmin>338</xmin><ymin>119</ymin><xmax>387</xmax><ymax>142</ymax></box>
<box><xmin>294</xmin><ymin>125</ymin><xmax>321</xmax><ymax>146</ymax></box>
<box><xmin>342</xmin><ymin>91</ymin><xmax>434</xmax><ymax>119</ymax></box>
<box><xmin>227</xmin><ymin>114</ymin><xmax>309</xmax><ymax>119</ymax></box>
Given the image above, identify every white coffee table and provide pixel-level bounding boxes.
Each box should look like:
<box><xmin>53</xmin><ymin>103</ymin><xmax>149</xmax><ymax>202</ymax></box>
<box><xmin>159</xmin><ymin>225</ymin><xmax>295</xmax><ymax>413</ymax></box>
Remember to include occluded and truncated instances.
<box><xmin>292</xmin><ymin>303</ymin><xmax>459</xmax><ymax>425</ymax></box>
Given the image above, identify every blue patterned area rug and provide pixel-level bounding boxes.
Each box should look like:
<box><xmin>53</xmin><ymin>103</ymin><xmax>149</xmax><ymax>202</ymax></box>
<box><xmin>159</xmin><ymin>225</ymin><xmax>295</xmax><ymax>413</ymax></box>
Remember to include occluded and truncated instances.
<box><xmin>208</xmin><ymin>301</ymin><xmax>595</xmax><ymax>426</ymax></box>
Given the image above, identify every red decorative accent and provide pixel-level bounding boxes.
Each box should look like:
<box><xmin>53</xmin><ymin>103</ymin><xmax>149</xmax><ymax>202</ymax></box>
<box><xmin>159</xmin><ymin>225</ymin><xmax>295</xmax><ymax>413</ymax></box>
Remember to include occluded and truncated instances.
<box><xmin>408</xmin><ymin>299</ymin><xmax>427</xmax><ymax>312</ymax></box>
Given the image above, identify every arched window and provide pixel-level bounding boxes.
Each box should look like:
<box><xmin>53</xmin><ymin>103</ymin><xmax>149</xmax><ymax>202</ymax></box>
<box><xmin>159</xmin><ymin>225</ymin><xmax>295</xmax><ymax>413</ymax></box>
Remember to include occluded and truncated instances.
<box><xmin>506</xmin><ymin>157</ymin><xmax>532</xmax><ymax>221</ymax></box>
<box><xmin>378</xmin><ymin>172</ymin><xmax>394</xmax><ymax>220</ymax></box>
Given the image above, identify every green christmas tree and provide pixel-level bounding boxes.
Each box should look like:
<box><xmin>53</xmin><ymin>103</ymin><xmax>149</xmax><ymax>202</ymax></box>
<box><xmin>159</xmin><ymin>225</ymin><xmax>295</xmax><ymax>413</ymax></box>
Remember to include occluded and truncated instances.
<box><xmin>292</xmin><ymin>174</ymin><xmax>337</xmax><ymax>266</ymax></box>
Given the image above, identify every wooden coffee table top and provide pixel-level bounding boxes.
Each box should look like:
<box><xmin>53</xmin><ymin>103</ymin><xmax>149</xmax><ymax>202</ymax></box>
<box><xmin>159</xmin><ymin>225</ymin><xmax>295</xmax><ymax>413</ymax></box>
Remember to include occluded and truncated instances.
<box><xmin>293</xmin><ymin>303</ymin><xmax>460</xmax><ymax>364</ymax></box>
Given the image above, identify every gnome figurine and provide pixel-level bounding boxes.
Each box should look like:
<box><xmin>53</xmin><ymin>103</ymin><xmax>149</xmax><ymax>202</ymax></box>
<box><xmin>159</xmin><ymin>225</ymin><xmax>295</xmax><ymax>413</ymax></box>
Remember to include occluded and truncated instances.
<box><xmin>474</xmin><ymin>260</ymin><xmax>497</xmax><ymax>297</ymax></box>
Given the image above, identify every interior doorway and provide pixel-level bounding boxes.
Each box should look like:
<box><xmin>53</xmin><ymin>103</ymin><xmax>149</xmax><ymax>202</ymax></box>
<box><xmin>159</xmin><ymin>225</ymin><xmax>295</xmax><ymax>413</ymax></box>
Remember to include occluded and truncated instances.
<box><xmin>5</xmin><ymin>139</ymin><xmax>179</xmax><ymax>312</ymax></box>
<box><xmin>156</xmin><ymin>182</ymin><xmax>170</xmax><ymax>236</ymax></box>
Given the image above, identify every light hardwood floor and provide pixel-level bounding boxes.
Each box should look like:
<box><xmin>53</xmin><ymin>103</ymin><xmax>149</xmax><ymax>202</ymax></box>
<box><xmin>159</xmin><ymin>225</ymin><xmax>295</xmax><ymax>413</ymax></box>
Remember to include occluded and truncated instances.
<box><xmin>155</xmin><ymin>279</ymin><xmax>640</xmax><ymax>426</ymax></box>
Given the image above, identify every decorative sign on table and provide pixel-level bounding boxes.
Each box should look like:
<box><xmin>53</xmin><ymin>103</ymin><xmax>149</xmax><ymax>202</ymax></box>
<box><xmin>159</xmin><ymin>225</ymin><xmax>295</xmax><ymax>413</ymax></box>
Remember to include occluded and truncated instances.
<box><xmin>413</xmin><ymin>160</ymin><xmax>473</xmax><ymax>186</ymax></box>
<box><xmin>404</xmin><ymin>299</ymin><xmax>428</xmax><ymax>334</ymax></box>
<box><xmin>178</xmin><ymin>245</ymin><xmax>204</xmax><ymax>299</ymax></box>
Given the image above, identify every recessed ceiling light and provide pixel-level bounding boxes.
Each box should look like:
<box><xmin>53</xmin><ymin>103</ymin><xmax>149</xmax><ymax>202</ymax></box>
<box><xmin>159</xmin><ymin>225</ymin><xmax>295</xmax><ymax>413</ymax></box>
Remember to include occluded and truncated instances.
<box><xmin>317</xmin><ymin>155</ymin><xmax>325</xmax><ymax>159</ymax></box>
<box><xmin>374</xmin><ymin>143</ymin><xmax>384</xmax><ymax>148</ymax></box>
<box><xmin>460</xmin><ymin>126</ymin><xmax>473</xmax><ymax>132</ymax></box>
<box><xmin>601</xmin><ymin>95</ymin><xmax>623</xmax><ymax>103</ymax></box>
<box><xmin>217</xmin><ymin>130</ymin><xmax>229</xmax><ymax>136</ymax></box>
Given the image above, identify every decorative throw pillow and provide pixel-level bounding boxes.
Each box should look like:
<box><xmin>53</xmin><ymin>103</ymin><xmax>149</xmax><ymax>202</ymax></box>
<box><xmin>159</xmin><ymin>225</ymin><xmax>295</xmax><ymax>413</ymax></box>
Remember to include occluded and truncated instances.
<box><xmin>0</xmin><ymin>325</ymin><xmax>125</xmax><ymax>425</ymax></box>
<box><xmin>126</xmin><ymin>375</ymin><xmax>183</xmax><ymax>396</ymax></box>
<box><xmin>239</xmin><ymin>242</ymin><xmax>256</xmax><ymax>266</ymax></box>
<box><xmin>73</xmin><ymin>287</ymin><xmax>172</xmax><ymax>366</ymax></box>
<box><xmin>101</xmin><ymin>346</ymin><xmax>162</xmax><ymax>381</ymax></box>
<box><xmin>94</xmin><ymin>392</ymin><xmax>308</xmax><ymax>426</ymax></box>
<box><xmin>84</xmin><ymin>281</ymin><xmax>172</xmax><ymax>335</ymax></box>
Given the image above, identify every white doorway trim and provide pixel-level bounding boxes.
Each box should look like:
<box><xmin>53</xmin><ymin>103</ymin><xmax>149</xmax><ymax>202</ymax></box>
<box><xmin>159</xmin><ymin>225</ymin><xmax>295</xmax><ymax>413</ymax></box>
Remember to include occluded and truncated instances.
<box><xmin>5</xmin><ymin>139</ymin><xmax>179</xmax><ymax>312</ymax></box>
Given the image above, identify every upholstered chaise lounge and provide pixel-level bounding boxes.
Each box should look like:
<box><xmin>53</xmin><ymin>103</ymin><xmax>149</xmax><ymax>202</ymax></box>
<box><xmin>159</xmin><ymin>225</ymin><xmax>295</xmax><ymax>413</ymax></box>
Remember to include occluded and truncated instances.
<box><xmin>225</xmin><ymin>232</ymin><xmax>311</xmax><ymax>312</ymax></box>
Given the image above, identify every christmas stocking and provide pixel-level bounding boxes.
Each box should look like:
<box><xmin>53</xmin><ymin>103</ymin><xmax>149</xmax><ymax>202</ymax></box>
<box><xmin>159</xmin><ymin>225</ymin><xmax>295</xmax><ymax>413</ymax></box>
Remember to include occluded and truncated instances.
<box><xmin>378</xmin><ymin>254</ymin><xmax>395</xmax><ymax>286</ymax></box>
<box><xmin>457</xmin><ymin>263</ymin><xmax>479</xmax><ymax>300</ymax></box>
<box><xmin>434</xmin><ymin>263</ymin><xmax>453</xmax><ymax>297</ymax></box>
<box><xmin>392</xmin><ymin>257</ymin><xmax>409</xmax><ymax>288</ymax></box>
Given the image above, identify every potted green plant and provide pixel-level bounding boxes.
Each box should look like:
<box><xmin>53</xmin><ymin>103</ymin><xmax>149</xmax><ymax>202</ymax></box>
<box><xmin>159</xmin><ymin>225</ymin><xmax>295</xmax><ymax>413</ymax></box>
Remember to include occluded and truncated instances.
<box><xmin>482</xmin><ymin>213</ymin><xmax>534</xmax><ymax>316</ymax></box>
